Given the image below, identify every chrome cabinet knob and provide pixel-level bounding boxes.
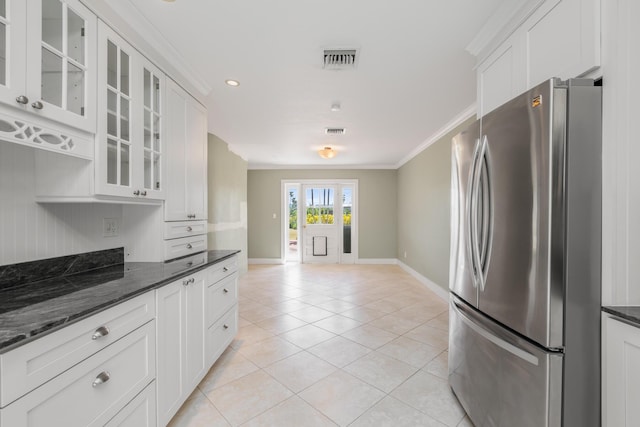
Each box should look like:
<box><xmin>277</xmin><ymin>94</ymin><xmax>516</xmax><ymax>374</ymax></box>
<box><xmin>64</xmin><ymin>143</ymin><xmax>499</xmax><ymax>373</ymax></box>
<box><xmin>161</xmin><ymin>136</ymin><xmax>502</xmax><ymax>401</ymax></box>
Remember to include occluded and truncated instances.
<box><xmin>133</xmin><ymin>190</ymin><xmax>140</xmax><ymax>196</ymax></box>
<box><xmin>16</xmin><ymin>95</ymin><xmax>29</xmax><ymax>105</ymax></box>
<box><xmin>31</xmin><ymin>101</ymin><xmax>44</xmax><ymax>110</ymax></box>
<box><xmin>223</xmin><ymin>267</ymin><xmax>228</xmax><ymax>272</ymax></box>
<box><xmin>183</xmin><ymin>279</ymin><xmax>189</xmax><ymax>286</ymax></box>
<box><xmin>92</xmin><ymin>326</ymin><xmax>110</xmax><ymax>340</ymax></box>
<box><xmin>92</xmin><ymin>371</ymin><xmax>111</xmax><ymax>387</ymax></box>
<box><xmin>223</xmin><ymin>324</ymin><xmax>229</xmax><ymax>330</ymax></box>
<box><xmin>186</xmin><ymin>243</ymin><xmax>193</xmax><ymax>249</ymax></box>
<box><xmin>223</xmin><ymin>288</ymin><xmax>229</xmax><ymax>293</ymax></box>
<box><xmin>140</xmin><ymin>190</ymin><xmax>147</xmax><ymax>196</ymax></box>
<box><xmin>186</xmin><ymin>226</ymin><xmax>193</xmax><ymax>232</ymax></box>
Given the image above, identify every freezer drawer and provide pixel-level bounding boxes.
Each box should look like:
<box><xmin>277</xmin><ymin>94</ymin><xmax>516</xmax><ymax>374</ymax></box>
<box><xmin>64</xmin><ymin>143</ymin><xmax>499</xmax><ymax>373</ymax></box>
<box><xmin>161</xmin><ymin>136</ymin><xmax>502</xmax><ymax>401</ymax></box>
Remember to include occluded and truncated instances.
<box><xmin>448</xmin><ymin>295</ymin><xmax>562</xmax><ymax>427</ymax></box>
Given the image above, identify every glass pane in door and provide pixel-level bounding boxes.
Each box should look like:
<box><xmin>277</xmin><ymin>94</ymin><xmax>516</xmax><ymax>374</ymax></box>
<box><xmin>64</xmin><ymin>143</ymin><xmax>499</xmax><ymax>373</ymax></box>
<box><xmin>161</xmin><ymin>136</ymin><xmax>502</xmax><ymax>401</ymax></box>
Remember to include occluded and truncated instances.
<box><xmin>144</xmin><ymin>111</ymin><xmax>151</xmax><ymax>149</ymax></box>
<box><xmin>306</xmin><ymin>188</ymin><xmax>334</xmax><ymax>224</ymax></box>
<box><xmin>67</xmin><ymin>8</ymin><xmax>84</xmax><ymax>64</ymax></box>
<box><xmin>0</xmin><ymin>23</ymin><xmax>6</xmax><ymax>86</ymax></box>
<box><xmin>41</xmin><ymin>48</ymin><xmax>63</xmax><ymax>107</ymax></box>
<box><xmin>42</xmin><ymin>0</ymin><xmax>62</xmax><ymax>51</ymax></box>
<box><xmin>342</xmin><ymin>187</ymin><xmax>352</xmax><ymax>254</ymax></box>
<box><xmin>143</xmin><ymin>69</ymin><xmax>151</xmax><ymax>108</ymax></box>
<box><xmin>153</xmin><ymin>153</ymin><xmax>160</xmax><ymax>190</ymax></box>
<box><xmin>107</xmin><ymin>41</ymin><xmax>117</xmax><ymax>89</ymax></box>
<box><xmin>120</xmin><ymin>143</ymin><xmax>130</xmax><ymax>186</ymax></box>
<box><xmin>120</xmin><ymin>51</ymin><xmax>129</xmax><ymax>96</ymax></box>
<box><xmin>153</xmin><ymin>75</ymin><xmax>160</xmax><ymax>111</ymax></box>
<box><xmin>144</xmin><ymin>150</ymin><xmax>151</xmax><ymax>189</ymax></box>
<box><xmin>67</xmin><ymin>61</ymin><xmax>83</xmax><ymax>115</ymax></box>
<box><xmin>153</xmin><ymin>114</ymin><xmax>161</xmax><ymax>151</ymax></box>
<box><xmin>120</xmin><ymin>97</ymin><xmax>129</xmax><ymax>141</ymax></box>
<box><xmin>107</xmin><ymin>138</ymin><xmax>117</xmax><ymax>184</ymax></box>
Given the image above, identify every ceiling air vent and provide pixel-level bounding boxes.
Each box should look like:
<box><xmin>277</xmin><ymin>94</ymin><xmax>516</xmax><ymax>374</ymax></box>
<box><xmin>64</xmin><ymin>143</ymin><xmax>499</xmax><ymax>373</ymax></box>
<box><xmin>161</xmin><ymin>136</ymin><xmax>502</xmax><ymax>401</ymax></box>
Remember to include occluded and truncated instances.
<box><xmin>323</xmin><ymin>49</ymin><xmax>358</xmax><ymax>70</ymax></box>
<box><xmin>325</xmin><ymin>127</ymin><xmax>346</xmax><ymax>135</ymax></box>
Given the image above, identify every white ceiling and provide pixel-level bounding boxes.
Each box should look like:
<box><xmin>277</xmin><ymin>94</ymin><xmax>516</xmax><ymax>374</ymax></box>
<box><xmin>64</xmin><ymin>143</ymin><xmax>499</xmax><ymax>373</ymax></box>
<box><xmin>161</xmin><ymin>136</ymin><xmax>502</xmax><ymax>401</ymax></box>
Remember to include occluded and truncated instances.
<box><xmin>110</xmin><ymin>0</ymin><xmax>506</xmax><ymax>169</ymax></box>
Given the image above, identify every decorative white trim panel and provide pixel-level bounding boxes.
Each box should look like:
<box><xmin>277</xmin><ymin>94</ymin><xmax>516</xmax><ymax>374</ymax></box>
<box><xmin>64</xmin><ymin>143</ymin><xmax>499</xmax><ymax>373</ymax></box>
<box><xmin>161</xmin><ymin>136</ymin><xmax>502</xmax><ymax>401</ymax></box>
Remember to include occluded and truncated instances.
<box><xmin>0</xmin><ymin>111</ymin><xmax>93</xmax><ymax>159</ymax></box>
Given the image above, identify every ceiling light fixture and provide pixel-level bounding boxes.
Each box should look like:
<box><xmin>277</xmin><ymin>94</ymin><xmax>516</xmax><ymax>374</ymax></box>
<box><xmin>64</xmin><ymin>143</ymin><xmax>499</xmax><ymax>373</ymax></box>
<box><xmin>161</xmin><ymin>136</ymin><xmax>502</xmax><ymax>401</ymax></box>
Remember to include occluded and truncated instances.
<box><xmin>225</xmin><ymin>79</ymin><xmax>240</xmax><ymax>87</ymax></box>
<box><xmin>331</xmin><ymin>103</ymin><xmax>341</xmax><ymax>112</ymax></box>
<box><xmin>318</xmin><ymin>146</ymin><xmax>337</xmax><ymax>159</ymax></box>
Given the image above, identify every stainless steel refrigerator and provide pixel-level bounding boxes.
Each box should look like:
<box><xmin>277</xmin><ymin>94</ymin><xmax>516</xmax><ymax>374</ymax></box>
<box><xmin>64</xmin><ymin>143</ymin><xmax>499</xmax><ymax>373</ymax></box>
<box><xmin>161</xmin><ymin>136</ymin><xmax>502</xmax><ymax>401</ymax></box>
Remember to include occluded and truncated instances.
<box><xmin>448</xmin><ymin>78</ymin><xmax>601</xmax><ymax>427</ymax></box>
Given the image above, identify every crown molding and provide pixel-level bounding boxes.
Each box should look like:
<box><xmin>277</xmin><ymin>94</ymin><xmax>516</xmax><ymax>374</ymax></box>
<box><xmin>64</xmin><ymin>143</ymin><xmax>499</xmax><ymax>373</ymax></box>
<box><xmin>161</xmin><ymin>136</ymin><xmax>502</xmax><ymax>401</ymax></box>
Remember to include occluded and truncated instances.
<box><xmin>248</xmin><ymin>163</ymin><xmax>398</xmax><ymax>171</ymax></box>
<box><xmin>395</xmin><ymin>103</ymin><xmax>477</xmax><ymax>169</ymax></box>
<box><xmin>466</xmin><ymin>0</ymin><xmax>545</xmax><ymax>64</ymax></box>
<box><xmin>101</xmin><ymin>1</ymin><xmax>212</xmax><ymax>97</ymax></box>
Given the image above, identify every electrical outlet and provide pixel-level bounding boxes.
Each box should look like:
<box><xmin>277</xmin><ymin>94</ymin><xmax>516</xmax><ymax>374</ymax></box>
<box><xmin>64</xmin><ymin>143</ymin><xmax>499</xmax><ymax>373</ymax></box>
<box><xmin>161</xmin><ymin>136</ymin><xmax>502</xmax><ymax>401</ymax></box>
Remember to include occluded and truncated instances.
<box><xmin>103</xmin><ymin>218</ymin><xmax>119</xmax><ymax>237</ymax></box>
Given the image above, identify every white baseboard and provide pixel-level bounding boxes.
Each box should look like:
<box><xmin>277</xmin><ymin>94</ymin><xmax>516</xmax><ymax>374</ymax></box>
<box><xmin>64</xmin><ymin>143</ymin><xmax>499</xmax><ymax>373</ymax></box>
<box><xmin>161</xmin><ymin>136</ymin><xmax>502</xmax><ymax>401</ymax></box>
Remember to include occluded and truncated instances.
<box><xmin>397</xmin><ymin>260</ymin><xmax>449</xmax><ymax>302</ymax></box>
<box><xmin>356</xmin><ymin>258</ymin><xmax>398</xmax><ymax>265</ymax></box>
<box><xmin>248</xmin><ymin>258</ymin><xmax>285</xmax><ymax>265</ymax></box>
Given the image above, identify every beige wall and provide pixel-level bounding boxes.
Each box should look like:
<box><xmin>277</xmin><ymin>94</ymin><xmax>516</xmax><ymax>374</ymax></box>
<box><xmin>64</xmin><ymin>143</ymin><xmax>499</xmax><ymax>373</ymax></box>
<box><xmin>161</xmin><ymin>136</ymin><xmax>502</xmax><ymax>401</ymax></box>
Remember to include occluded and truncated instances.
<box><xmin>247</xmin><ymin>169</ymin><xmax>397</xmax><ymax>260</ymax></box>
<box><xmin>207</xmin><ymin>134</ymin><xmax>248</xmax><ymax>272</ymax></box>
<box><xmin>397</xmin><ymin>117</ymin><xmax>475</xmax><ymax>291</ymax></box>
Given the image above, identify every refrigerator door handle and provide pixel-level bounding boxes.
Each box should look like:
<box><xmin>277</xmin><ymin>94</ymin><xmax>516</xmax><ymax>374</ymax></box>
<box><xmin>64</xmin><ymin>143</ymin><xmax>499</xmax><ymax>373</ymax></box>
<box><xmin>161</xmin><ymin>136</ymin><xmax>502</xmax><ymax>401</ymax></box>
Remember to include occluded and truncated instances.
<box><xmin>470</xmin><ymin>136</ymin><xmax>487</xmax><ymax>290</ymax></box>
<box><xmin>452</xmin><ymin>298</ymin><xmax>539</xmax><ymax>366</ymax></box>
<box><xmin>466</xmin><ymin>138</ymin><xmax>482</xmax><ymax>288</ymax></box>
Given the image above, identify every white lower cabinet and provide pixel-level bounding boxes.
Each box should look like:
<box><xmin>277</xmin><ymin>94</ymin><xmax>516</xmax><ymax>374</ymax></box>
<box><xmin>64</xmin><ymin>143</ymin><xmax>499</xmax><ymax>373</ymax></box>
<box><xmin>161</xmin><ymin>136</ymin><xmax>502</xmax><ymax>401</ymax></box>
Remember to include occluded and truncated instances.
<box><xmin>157</xmin><ymin>255</ymin><xmax>239</xmax><ymax>427</ymax></box>
<box><xmin>0</xmin><ymin>255</ymin><xmax>239</xmax><ymax>427</ymax></box>
<box><xmin>105</xmin><ymin>381</ymin><xmax>156</xmax><ymax>427</ymax></box>
<box><xmin>603</xmin><ymin>314</ymin><xmax>640</xmax><ymax>426</ymax></box>
<box><xmin>156</xmin><ymin>270</ymin><xmax>206</xmax><ymax>426</ymax></box>
<box><xmin>0</xmin><ymin>321</ymin><xmax>155</xmax><ymax>427</ymax></box>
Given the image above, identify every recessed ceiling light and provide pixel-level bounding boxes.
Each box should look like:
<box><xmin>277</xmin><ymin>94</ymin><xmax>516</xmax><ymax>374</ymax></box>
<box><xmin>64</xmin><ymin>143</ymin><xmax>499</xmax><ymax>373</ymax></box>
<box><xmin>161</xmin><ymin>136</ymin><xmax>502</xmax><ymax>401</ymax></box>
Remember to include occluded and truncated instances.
<box><xmin>225</xmin><ymin>79</ymin><xmax>240</xmax><ymax>87</ymax></box>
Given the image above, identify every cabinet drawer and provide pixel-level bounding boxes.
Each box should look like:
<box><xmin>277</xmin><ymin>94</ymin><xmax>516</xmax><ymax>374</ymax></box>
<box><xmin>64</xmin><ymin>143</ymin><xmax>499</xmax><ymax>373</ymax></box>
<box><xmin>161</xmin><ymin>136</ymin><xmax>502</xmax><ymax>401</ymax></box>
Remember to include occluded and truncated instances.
<box><xmin>0</xmin><ymin>321</ymin><xmax>155</xmax><ymax>427</ymax></box>
<box><xmin>206</xmin><ymin>273</ymin><xmax>238</xmax><ymax>328</ymax></box>
<box><xmin>207</xmin><ymin>255</ymin><xmax>239</xmax><ymax>285</ymax></box>
<box><xmin>105</xmin><ymin>380</ymin><xmax>156</xmax><ymax>427</ymax></box>
<box><xmin>163</xmin><ymin>235</ymin><xmax>208</xmax><ymax>261</ymax></box>
<box><xmin>206</xmin><ymin>305</ymin><xmax>238</xmax><ymax>366</ymax></box>
<box><xmin>163</xmin><ymin>220</ymin><xmax>207</xmax><ymax>240</ymax></box>
<box><xmin>0</xmin><ymin>292</ymin><xmax>155</xmax><ymax>407</ymax></box>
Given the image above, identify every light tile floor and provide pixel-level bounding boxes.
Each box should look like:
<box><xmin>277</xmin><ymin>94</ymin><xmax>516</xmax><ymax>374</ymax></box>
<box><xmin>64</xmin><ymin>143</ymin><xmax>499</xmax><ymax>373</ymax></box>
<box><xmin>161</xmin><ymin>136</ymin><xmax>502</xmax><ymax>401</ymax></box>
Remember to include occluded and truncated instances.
<box><xmin>168</xmin><ymin>263</ymin><xmax>473</xmax><ymax>427</ymax></box>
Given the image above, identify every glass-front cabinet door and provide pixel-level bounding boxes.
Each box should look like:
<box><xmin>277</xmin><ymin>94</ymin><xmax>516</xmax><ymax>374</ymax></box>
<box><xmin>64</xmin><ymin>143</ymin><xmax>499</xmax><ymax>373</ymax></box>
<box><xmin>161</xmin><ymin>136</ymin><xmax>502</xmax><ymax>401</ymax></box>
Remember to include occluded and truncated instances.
<box><xmin>138</xmin><ymin>58</ymin><xmax>164</xmax><ymax>199</ymax></box>
<box><xmin>96</xmin><ymin>21</ymin><xmax>164</xmax><ymax>200</ymax></box>
<box><xmin>0</xmin><ymin>0</ymin><xmax>27</xmax><ymax>103</ymax></box>
<box><xmin>25</xmin><ymin>0</ymin><xmax>96</xmax><ymax>132</ymax></box>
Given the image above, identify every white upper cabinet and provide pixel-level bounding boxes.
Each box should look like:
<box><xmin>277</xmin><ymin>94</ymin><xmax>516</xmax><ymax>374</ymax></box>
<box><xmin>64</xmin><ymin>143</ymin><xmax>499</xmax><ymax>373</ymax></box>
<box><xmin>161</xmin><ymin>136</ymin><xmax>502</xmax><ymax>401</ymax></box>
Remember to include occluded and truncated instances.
<box><xmin>164</xmin><ymin>78</ymin><xmax>207</xmax><ymax>221</ymax></box>
<box><xmin>24</xmin><ymin>0</ymin><xmax>96</xmax><ymax>132</ymax></box>
<box><xmin>476</xmin><ymin>0</ymin><xmax>600</xmax><ymax>116</ymax></box>
<box><xmin>96</xmin><ymin>21</ymin><xmax>165</xmax><ymax>200</ymax></box>
<box><xmin>0</xmin><ymin>0</ymin><xmax>96</xmax><ymax>157</ymax></box>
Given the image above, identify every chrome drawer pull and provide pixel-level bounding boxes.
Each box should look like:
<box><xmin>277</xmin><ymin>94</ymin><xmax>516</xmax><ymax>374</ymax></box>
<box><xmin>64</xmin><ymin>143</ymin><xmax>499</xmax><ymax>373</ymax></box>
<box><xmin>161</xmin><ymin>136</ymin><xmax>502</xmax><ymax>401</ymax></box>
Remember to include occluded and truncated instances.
<box><xmin>183</xmin><ymin>279</ymin><xmax>190</xmax><ymax>286</ymax></box>
<box><xmin>223</xmin><ymin>324</ymin><xmax>229</xmax><ymax>330</ymax></box>
<box><xmin>186</xmin><ymin>243</ymin><xmax>193</xmax><ymax>249</ymax></box>
<box><xmin>15</xmin><ymin>95</ymin><xmax>28</xmax><ymax>105</ymax></box>
<box><xmin>92</xmin><ymin>371</ymin><xmax>111</xmax><ymax>387</ymax></box>
<box><xmin>92</xmin><ymin>326</ymin><xmax>110</xmax><ymax>340</ymax></box>
<box><xmin>223</xmin><ymin>267</ymin><xmax>228</xmax><ymax>272</ymax></box>
<box><xmin>186</xmin><ymin>226</ymin><xmax>193</xmax><ymax>232</ymax></box>
<box><xmin>223</xmin><ymin>288</ymin><xmax>229</xmax><ymax>293</ymax></box>
<box><xmin>31</xmin><ymin>101</ymin><xmax>44</xmax><ymax>110</ymax></box>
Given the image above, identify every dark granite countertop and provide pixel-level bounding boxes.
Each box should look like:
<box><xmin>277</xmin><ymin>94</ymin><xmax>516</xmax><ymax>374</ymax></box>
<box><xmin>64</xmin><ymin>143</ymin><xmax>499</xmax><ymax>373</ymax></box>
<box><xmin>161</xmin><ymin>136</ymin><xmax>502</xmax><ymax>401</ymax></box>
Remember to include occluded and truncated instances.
<box><xmin>602</xmin><ymin>306</ymin><xmax>640</xmax><ymax>328</ymax></box>
<box><xmin>0</xmin><ymin>249</ymin><xmax>240</xmax><ymax>354</ymax></box>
